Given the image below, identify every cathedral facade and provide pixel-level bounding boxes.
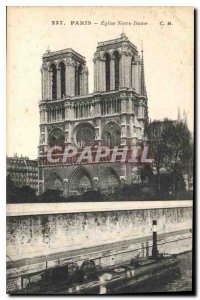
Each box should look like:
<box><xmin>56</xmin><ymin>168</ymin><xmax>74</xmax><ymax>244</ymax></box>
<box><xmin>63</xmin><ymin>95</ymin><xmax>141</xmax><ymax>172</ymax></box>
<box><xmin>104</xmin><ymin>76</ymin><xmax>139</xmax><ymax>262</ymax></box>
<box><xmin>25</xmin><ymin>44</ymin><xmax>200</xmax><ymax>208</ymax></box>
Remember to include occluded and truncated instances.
<box><xmin>38</xmin><ymin>33</ymin><xmax>148</xmax><ymax>196</ymax></box>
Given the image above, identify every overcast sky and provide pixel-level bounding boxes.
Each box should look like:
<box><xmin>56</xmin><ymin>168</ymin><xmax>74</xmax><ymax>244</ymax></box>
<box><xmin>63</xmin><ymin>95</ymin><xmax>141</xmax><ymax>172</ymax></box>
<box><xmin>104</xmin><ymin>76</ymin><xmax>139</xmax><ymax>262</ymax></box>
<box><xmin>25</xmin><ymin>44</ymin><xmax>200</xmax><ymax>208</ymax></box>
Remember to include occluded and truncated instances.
<box><xmin>7</xmin><ymin>7</ymin><xmax>194</xmax><ymax>159</ymax></box>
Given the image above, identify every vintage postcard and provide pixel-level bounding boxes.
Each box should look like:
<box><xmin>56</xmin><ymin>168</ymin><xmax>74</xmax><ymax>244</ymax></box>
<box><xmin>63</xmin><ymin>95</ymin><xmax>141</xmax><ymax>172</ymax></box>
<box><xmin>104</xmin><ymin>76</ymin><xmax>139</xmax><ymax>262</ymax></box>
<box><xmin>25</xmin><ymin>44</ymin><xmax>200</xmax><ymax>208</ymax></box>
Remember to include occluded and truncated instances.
<box><xmin>6</xmin><ymin>6</ymin><xmax>194</xmax><ymax>294</ymax></box>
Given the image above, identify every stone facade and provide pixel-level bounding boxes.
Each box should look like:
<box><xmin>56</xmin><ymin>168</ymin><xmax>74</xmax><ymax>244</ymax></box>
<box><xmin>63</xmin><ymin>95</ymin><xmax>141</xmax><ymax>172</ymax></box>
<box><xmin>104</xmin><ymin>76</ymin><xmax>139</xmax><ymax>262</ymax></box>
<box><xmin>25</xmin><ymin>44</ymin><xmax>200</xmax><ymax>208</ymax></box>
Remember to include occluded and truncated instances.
<box><xmin>38</xmin><ymin>34</ymin><xmax>148</xmax><ymax>196</ymax></box>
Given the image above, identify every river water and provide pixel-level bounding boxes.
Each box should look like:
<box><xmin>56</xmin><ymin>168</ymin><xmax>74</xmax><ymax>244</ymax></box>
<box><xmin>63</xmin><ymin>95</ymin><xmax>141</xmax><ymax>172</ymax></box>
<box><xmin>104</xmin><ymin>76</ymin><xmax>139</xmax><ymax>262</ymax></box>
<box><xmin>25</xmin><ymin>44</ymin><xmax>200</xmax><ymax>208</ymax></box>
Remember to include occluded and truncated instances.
<box><xmin>117</xmin><ymin>251</ymin><xmax>192</xmax><ymax>293</ymax></box>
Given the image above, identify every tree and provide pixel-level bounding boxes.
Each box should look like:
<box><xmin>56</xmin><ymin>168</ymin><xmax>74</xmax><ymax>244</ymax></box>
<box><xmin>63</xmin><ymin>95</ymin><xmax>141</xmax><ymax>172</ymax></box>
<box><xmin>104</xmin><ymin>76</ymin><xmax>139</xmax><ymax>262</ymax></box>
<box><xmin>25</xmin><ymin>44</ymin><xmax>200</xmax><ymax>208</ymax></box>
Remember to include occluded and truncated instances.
<box><xmin>147</xmin><ymin>119</ymin><xmax>193</xmax><ymax>193</ymax></box>
<box><xmin>7</xmin><ymin>175</ymin><xmax>36</xmax><ymax>203</ymax></box>
<box><xmin>147</xmin><ymin>119</ymin><xmax>174</xmax><ymax>190</ymax></box>
<box><xmin>38</xmin><ymin>189</ymin><xmax>67</xmax><ymax>202</ymax></box>
<box><xmin>163</xmin><ymin>121</ymin><xmax>192</xmax><ymax>192</ymax></box>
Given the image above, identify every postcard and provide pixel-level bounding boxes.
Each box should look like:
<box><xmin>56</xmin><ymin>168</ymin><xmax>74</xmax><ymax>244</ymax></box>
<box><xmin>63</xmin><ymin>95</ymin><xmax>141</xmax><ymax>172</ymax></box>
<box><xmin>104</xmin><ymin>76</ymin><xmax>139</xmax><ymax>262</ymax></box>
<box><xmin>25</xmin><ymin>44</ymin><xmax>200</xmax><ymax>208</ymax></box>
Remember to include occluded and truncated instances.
<box><xmin>6</xmin><ymin>6</ymin><xmax>194</xmax><ymax>294</ymax></box>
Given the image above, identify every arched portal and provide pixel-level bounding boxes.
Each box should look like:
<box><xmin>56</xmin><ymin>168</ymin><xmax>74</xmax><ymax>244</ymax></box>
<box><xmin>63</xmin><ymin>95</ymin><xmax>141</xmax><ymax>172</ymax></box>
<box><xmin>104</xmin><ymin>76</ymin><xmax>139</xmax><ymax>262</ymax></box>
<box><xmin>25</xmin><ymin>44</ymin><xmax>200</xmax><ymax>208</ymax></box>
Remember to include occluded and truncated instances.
<box><xmin>69</xmin><ymin>167</ymin><xmax>93</xmax><ymax>194</ymax></box>
<box><xmin>102</xmin><ymin>122</ymin><xmax>121</xmax><ymax>146</ymax></box>
<box><xmin>102</xmin><ymin>167</ymin><xmax>120</xmax><ymax>193</ymax></box>
<box><xmin>46</xmin><ymin>172</ymin><xmax>64</xmax><ymax>191</ymax></box>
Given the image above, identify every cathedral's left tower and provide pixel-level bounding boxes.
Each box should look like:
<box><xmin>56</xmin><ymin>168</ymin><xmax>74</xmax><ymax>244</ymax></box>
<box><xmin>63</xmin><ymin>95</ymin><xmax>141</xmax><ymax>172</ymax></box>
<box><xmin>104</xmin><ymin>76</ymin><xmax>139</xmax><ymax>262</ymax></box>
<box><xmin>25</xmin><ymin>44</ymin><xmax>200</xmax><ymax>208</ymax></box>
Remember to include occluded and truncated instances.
<box><xmin>41</xmin><ymin>48</ymin><xmax>88</xmax><ymax>100</ymax></box>
<box><xmin>38</xmin><ymin>48</ymin><xmax>88</xmax><ymax>194</ymax></box>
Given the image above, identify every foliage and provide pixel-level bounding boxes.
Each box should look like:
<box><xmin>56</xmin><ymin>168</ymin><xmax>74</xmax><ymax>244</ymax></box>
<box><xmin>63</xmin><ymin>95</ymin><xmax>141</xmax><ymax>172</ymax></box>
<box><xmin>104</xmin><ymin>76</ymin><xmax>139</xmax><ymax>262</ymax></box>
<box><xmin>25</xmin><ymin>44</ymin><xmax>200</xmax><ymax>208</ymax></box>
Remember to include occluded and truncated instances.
<box><xmin>147</xmin><ymin>119</ymin><xmax>193</xmax><ymax>192</ymax></box>
<box><xmin>7</xmin><ymin>175</ymin><xmax>37</xmax><ymax>203</ymax></box>
<box><xmin>37</xmin><ymin>189</ymin><xmax>67</xmax><ymax>202</ymax></box>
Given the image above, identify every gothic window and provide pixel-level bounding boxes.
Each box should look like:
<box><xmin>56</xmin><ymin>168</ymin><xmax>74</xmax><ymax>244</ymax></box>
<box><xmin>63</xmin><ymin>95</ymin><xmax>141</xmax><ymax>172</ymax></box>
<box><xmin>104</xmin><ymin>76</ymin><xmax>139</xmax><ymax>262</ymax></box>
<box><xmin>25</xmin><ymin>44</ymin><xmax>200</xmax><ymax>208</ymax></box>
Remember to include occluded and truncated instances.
<box><xmin>105</xmin><ymin>53</ymin><xmax>111</xmax><ymax>91</ymax></box>
<box><xmin>131</xmin><ymin>56</ymin><xmax>136</xmax><ymax>87</ymax></box>
<box><xmin>117</xmin><ymin>99</ymin><xmax>121</xmax><ymax>113</ymax></box>
<box><xmin>50</xmin><ymin>64</ymin><xmax>57</xmax><ymax>100</ymax></box>
<box><xmin>48</xmin><ymin>128</ymin><xmax>65</xmax><ymax>146</ymax></box>
<box><xmin>75</xmin><ymin>65</ymin><xmax>82</xmax><ymax>96</ymax></box>
<box><xmin>104</xmin><ymin>132</ymin><xmax>111</xmax><ymax>146</ymax></box>
<box><xmin>62</xmin><ymin>107</ymin><xmax>65</xmax><ymax>119</ymax></box>
<box><xmin>113</xmin><ymin>51</ymin><xmax>120</xmax><ymax>90</ymax></box>
<box><xmin>102</xmin><ymin>122</ymin><xmax>121</xmax><ymax>146</ymax></box>
<box><xmin>75</xmin><ymin>123</ymin><xmax>95</xmax><ymax>147</ymax></box>
<box><xmin>74</xmin><ymin>105</ymin><xmax>78</xmax><ymax>118</ymax></box>
<box><xmin>59</xmin><ymin>62</ymin><xmax>65</xmax><ymax>98</ymax></box>
<box><xmin>100</xmin><ymin>100</ymin><xmax>104</xmax><ymax>115</ymax></box>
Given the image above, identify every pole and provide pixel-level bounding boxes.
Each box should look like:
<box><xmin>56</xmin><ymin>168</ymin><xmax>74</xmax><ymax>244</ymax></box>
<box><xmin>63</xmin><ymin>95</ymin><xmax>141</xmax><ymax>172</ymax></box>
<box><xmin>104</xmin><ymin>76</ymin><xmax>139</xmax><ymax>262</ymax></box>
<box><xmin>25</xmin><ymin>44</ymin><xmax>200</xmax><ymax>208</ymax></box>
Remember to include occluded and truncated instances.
<box><xmin>152</xmin><ymin>220</ymin><xmax>158</xmax><ymax>258</ymax></box>
<box><xmin>146</xmin><ymin>241</ymin><xmax>149</xmax><ymax>257</ymax></box>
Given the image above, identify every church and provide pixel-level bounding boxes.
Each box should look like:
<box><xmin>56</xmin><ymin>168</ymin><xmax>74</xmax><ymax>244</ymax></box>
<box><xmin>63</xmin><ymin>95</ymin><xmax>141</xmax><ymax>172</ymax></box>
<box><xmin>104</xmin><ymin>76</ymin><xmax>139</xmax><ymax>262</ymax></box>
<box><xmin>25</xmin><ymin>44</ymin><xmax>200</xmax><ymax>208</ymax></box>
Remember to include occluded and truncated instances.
<box><xmin>38</xmin><ymin>33</ymin><xmax>148</xmax><ymax>196</ymax></box>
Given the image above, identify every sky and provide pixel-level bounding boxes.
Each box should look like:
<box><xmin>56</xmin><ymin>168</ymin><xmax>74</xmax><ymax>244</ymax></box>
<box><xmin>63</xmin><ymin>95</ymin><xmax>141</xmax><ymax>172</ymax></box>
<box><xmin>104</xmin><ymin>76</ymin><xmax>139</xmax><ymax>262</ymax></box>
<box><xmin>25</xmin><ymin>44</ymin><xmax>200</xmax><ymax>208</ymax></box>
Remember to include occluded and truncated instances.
<box><xmin>7</xmin><ymin>6</ymin><xmax>194</xmax><ymax>159</ymax></box>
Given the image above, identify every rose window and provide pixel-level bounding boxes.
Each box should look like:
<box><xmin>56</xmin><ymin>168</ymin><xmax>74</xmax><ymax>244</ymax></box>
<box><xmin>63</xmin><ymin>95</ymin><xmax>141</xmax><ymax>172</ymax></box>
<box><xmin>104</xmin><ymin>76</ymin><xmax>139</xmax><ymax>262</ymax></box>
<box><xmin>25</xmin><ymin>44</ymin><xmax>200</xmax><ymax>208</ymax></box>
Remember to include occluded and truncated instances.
<box><xmin>76</xmin><ymin>124</ymin><xmax>95</xmax><ymax>146</ymax></box>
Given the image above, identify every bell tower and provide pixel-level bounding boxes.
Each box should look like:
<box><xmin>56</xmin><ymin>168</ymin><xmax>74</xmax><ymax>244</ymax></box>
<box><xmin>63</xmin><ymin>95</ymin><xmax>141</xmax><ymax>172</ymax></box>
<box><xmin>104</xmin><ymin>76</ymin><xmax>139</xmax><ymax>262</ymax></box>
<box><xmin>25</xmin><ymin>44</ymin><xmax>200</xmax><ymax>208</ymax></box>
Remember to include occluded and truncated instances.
<box><xmin>41</xmin><ymin>48</ymin><xmax>88</xmax><ymax>100</ymax></box>
<box><xmin>93</xmin><ymin>33</ymin><xmax>145</xmax><ymax>95</ymax></box>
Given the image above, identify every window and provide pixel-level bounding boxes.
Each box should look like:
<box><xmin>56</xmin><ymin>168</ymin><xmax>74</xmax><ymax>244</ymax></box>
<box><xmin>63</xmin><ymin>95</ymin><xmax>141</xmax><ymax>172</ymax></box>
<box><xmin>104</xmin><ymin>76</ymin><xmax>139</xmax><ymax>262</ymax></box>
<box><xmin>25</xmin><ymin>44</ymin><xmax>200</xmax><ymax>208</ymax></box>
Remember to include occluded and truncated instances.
<box><xmin>102</xmin><ymin>122</ymin><xmax>121</xmax><ymax>146</ymax></box>
<box><xmin>113</xmin><ymin>52</ymin><xmax>120</xmax><ymax>90</ymax></box>
<box><xmin>75</xmin><ymin>65</ymin><xmax>82</xmax><ymax>96</ymax></box>
<box><xmin>105</xmin><ymin>53</ymin><xmax>110</xmax><ymax>91</ymax></box>
<box><xmin>50</xmin><ymin>64</ymin><xmax>57</xmax><ymax>99</ymax></box>
<box><xmin>59</xmin><ymin>62</ymin><xmax>65</xmax><ymax>98</ymax></box>
<box><xmin>131</xmin><ymin>56</ymin><xmax>135</xmax><ymax>87</ymax></box>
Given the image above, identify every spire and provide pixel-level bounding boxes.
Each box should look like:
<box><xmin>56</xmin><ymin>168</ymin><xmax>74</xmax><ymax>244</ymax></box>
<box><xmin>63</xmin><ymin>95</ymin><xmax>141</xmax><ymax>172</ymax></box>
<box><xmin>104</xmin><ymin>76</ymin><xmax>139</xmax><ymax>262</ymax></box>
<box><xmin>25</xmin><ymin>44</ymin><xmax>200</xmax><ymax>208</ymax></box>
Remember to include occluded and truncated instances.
<box><xmin>177</xmin><ymin>107</ymin><xmax>181</xmax><ymax>122</ymax></box>
<box><xmin>46</xmin><ymin>45</ymin><xmax>51</xmax><ymax>53</ymax></box>
<box><xmin>141</xmin><ymin>41</ymin><xmax>147</xmax><ymax>97</ymax></box>
<box><xmin>183</xmin><ymin>109</ymin><xmax>188</xmax><ymax>125</ymax></box>
<box><xmin>120</xmin><ymin>30</ymin><xmax>127</xmax><ymax>39</ymax></box>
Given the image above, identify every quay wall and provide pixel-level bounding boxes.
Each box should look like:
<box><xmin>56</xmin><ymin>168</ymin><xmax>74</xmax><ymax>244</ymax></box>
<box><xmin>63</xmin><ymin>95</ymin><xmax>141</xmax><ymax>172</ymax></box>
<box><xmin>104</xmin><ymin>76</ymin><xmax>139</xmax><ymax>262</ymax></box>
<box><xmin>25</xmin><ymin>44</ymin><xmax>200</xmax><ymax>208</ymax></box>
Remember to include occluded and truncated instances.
<box><xmin>7</xmin><ymin>201</ymin><xmax>193</xmax><ymax>262</ymax></box>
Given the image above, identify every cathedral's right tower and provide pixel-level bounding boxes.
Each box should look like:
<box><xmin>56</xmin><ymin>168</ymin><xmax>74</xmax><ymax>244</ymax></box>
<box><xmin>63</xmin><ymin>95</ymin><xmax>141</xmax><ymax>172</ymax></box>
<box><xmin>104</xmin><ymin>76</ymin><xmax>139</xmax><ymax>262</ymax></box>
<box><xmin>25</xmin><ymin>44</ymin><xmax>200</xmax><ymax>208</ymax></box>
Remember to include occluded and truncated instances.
<box><xmin>93</xmin><ymin>32</ymin><xmax>148</xmax><ymax>148</ymax></box>
<box><xmin>93</xmin><ymin>32</ymin><xmax>147</xmax><ymax>96</ymax></box>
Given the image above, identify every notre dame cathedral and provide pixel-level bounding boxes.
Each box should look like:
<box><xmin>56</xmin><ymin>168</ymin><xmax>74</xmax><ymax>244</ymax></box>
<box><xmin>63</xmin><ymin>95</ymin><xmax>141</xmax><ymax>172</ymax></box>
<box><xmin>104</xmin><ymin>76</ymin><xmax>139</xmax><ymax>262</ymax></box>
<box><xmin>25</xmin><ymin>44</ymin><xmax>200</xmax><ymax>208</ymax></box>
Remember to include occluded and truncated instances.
<box><xmin>38</xmin><ymin>33</ymin><xmax>148</xmax><ymax>196</ymax></box>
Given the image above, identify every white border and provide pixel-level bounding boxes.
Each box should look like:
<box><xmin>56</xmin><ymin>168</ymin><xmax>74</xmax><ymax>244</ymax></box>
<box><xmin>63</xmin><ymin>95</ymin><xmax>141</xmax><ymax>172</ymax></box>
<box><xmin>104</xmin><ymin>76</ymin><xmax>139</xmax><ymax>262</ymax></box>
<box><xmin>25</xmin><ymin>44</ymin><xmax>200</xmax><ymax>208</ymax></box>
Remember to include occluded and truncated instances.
<box><xmin>1</xmin><ymin>1</ymin><xmax>198</xmax><ymax>299</ymax></box>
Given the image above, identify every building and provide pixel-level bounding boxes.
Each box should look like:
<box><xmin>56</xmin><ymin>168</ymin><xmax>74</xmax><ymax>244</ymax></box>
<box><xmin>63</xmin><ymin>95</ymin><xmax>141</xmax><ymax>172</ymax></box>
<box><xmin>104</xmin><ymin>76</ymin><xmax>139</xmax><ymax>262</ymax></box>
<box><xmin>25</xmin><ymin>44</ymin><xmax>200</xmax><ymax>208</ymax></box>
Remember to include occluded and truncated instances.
<box><xmin>6</xmin><ymin>154</ymin><xmax>38</xmax><ymax>192</ymax></box>
<box><xmin>38</xmin><ymin>33</ymin><xmax>148</xmax><ymax>196</ymax></box>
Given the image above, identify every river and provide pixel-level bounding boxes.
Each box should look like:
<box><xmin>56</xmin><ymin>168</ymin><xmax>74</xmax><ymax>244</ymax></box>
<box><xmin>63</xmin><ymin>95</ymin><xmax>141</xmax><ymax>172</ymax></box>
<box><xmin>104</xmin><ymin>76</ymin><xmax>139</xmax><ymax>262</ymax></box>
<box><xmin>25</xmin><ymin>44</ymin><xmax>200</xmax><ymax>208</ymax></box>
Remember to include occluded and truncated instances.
<box><xmin>117</xmin><ymin>251</ymin><xmax>192</xmax><ymax>293</ymax></box>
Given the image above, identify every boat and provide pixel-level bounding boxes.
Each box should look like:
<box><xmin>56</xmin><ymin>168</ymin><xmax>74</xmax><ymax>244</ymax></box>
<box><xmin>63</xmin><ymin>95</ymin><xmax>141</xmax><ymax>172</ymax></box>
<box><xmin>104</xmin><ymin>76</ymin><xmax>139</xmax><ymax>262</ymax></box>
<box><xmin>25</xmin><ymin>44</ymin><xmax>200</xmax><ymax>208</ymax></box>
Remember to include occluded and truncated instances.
<box><xmin>12</xmin><ymin>220</ymin><xmax>180</xmax><ymax>294</ymax></box>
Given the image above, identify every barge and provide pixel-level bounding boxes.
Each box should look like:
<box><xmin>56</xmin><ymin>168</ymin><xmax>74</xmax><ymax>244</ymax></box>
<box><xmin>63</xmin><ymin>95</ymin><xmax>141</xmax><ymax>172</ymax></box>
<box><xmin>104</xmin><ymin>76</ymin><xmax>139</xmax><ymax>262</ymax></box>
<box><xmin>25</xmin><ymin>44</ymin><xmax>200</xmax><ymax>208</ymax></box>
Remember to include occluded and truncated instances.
<box><xmin>11</xmin><ymin>220</ymin><xmax>181</xmax><ymax>294</ymax></box>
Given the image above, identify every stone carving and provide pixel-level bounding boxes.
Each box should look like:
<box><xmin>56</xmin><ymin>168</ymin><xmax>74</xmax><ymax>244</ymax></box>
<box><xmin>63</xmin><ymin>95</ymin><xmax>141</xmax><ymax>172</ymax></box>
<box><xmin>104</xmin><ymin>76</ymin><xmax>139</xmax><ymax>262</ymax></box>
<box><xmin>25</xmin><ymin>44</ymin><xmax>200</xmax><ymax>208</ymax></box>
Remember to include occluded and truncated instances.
<box><xmin>66</xmin><ymin>57</ymin><xmax>76</xmax><ymax>67</ymax></box>
<box><xmin>40</xmin><ymin>134</ymin><xmax>45</xmax><ymax>144</ymax></box>
<box><xmin>42</xmin><ymin>62</ymin><xmax>48</xmax><ymax>70</ymax></box>
<box><xmin>98</xmin><ymin>42</ymin><xmax>123</xmax><ymax>52</ymax></box>
<box><xmin>40</xmin><ymin>125</ymin><xmax>45</xmax><ymax>132</ymax></box>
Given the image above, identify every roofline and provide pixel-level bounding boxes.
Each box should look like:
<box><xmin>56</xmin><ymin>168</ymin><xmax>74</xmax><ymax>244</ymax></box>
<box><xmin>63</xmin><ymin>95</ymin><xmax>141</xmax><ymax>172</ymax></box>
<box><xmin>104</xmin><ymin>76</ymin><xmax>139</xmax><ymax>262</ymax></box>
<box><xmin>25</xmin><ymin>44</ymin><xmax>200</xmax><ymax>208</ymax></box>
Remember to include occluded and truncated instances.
<box><xmin>97</xmin><ymin>35</ymin><xmax>137</xmax><ymax>52</ymax></box>
<box><xmin>42</xmin><ymin>48</ymin><xmax>85</xmax><ymax>61</ymax></box>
